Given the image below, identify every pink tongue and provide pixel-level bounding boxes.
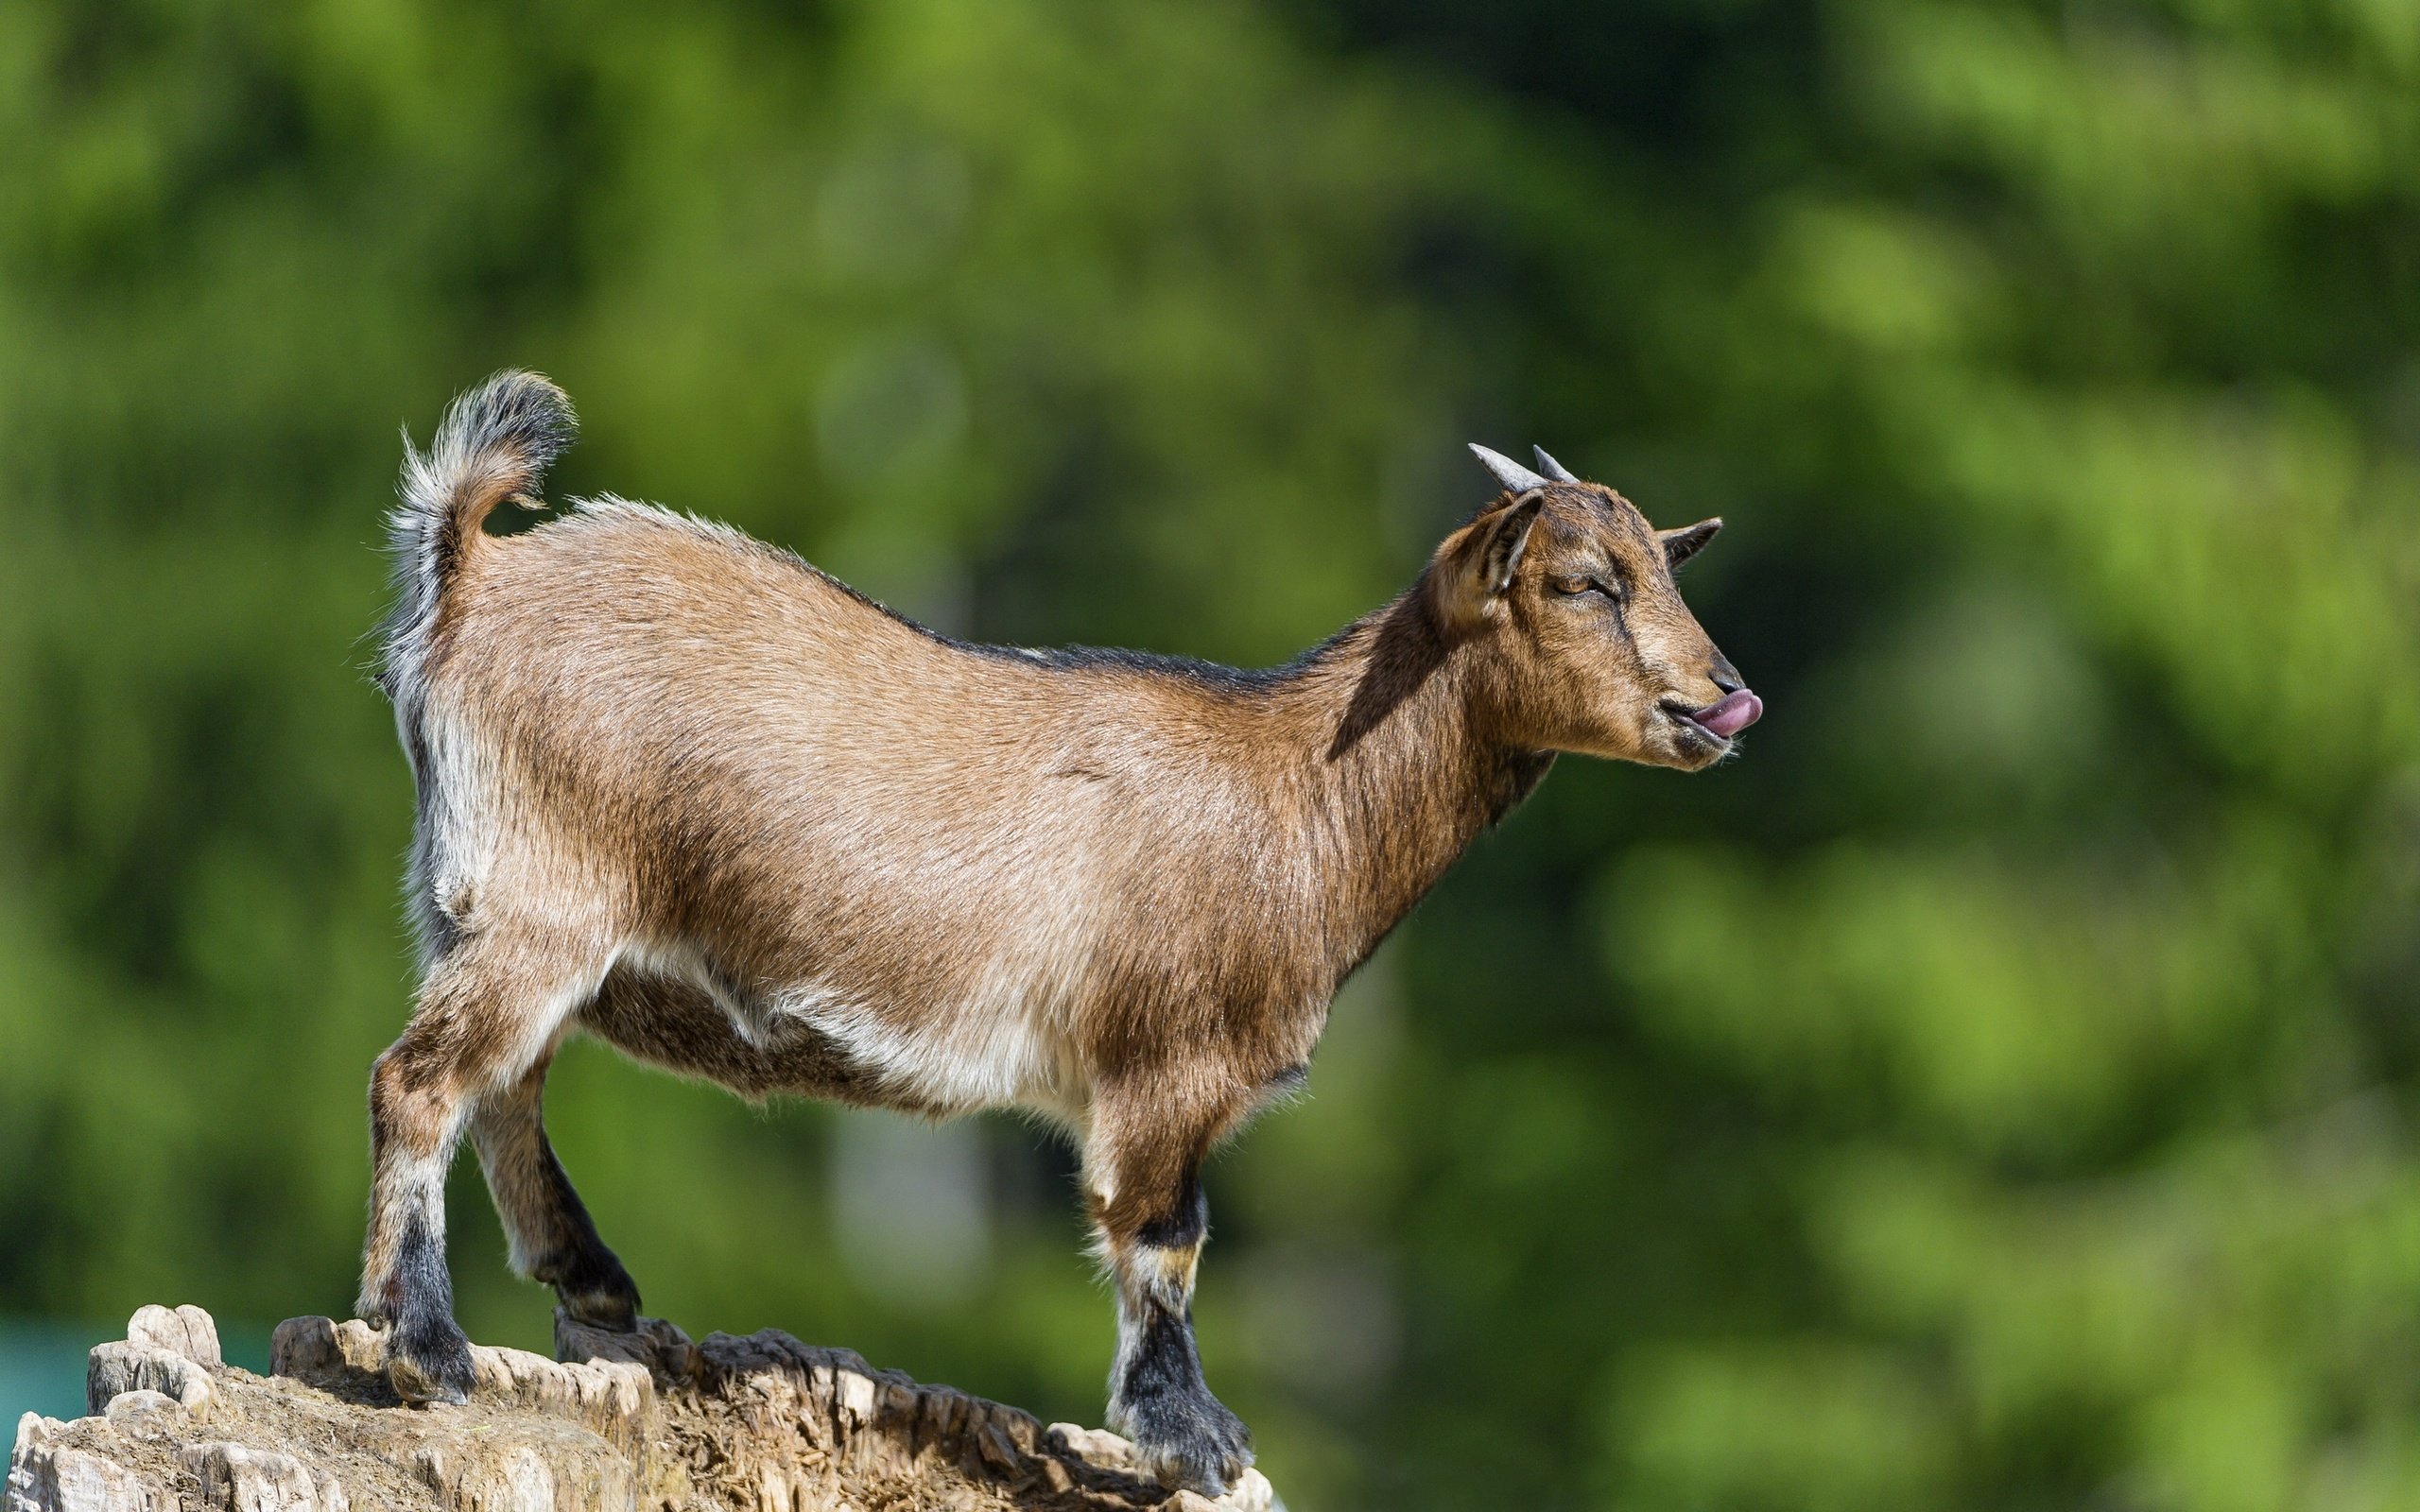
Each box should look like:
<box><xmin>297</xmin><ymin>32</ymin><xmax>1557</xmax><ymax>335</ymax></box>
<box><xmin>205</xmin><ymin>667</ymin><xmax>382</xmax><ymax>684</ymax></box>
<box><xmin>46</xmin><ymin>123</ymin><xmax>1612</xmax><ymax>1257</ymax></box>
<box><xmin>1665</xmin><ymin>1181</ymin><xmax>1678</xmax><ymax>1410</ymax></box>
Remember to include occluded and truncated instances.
<box><xmin>1694</xmin><ymin>690</ymin><xmax>1763</xmax><ymax>739</ymax></box>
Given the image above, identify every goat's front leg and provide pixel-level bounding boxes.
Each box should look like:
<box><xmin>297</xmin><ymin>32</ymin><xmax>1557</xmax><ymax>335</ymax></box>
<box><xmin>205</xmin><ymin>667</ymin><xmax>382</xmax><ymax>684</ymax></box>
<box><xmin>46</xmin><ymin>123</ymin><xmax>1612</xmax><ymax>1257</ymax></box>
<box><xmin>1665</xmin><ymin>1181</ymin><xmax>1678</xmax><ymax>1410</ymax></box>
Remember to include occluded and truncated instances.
<box><xmin>1086</xmin><ymin>1095</ymin><xmax>1252</xmax><ymax>1497</ymax></box>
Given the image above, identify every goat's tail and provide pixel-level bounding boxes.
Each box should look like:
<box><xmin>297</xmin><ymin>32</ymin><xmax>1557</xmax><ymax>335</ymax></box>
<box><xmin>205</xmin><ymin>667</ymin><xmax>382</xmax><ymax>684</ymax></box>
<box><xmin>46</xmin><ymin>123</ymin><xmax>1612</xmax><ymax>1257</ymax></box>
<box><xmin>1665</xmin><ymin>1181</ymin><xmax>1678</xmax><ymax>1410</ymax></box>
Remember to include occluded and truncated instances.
<box><xmin>379</xmin><ymin>369</ymin><xmax>575</xmax><ymax>697</ymax></box>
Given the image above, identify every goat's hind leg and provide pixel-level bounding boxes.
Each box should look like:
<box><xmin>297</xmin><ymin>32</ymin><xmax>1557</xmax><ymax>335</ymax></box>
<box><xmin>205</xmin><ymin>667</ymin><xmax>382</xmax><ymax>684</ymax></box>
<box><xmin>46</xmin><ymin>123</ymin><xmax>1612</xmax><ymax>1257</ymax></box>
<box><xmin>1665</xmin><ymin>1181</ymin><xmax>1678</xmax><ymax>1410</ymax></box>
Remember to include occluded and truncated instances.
<box><xmin>360</xmin><ymin>927</ymin><xmax>605</xmax><ymax>1404</ymax></box>
<box><xmin>469</xmin><ymin>1047</ymin><xmax>641</xmax><ymax>1332</ymax></box>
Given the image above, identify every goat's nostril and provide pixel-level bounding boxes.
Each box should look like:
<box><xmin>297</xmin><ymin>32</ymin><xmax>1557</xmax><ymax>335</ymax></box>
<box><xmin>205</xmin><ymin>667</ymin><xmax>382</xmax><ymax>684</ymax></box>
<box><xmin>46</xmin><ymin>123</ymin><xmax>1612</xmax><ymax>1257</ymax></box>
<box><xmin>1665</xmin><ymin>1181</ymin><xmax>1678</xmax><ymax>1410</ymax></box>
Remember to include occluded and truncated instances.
<box><xmin>1711</xmin><ymin>669</ymin><xmax>1744</xmax><ymax>696</ymax></box>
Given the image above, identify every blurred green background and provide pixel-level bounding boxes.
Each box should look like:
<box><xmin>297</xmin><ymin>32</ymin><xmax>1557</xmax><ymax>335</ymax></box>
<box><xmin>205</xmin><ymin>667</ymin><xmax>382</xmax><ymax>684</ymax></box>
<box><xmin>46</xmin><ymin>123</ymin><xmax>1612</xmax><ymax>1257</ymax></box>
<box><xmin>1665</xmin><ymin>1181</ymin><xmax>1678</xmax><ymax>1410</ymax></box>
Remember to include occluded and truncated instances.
<box><xmin>2</xmin><ymin>0</ymin><xmax>2416</xmax><ymax>1506</ymax></box>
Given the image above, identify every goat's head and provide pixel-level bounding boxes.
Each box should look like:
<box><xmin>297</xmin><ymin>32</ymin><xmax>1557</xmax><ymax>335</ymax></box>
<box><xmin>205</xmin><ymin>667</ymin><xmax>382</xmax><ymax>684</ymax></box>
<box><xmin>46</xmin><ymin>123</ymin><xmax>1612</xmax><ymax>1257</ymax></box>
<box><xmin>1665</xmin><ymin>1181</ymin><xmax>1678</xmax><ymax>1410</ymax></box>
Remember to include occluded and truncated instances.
<box><xmin>1430</xmin><ymin>444</ymin><xmax>1759</xmax><ymax>771</ymax></box>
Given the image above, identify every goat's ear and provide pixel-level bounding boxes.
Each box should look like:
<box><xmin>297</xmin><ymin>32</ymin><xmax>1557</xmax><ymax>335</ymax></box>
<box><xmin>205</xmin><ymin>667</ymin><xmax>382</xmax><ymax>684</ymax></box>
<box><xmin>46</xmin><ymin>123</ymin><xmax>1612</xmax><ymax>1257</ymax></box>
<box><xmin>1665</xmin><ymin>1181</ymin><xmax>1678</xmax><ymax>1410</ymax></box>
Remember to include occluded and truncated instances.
<box><xmin>1660</xmin><ymin>518</ymin><xmax>1721</xmax><ymax>570</ymax></box>
<box><xmin>1477</xmin><ymin>496</ymin><xmax>1545</xmax><ymax>593</ymax></box>
<box><xmin>1439</xmin><ymin>495</ymin><xmax>1545</xmax><ymax>628</ymax></box>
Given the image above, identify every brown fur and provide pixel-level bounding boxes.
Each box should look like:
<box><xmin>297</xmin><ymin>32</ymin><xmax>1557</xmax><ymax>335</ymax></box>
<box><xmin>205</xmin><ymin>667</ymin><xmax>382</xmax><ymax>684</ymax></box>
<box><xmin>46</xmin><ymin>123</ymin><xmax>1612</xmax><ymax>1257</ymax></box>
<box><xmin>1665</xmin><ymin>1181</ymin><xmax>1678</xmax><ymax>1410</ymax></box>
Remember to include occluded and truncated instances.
<box><xmin>359</xmin><ymin>372</ymin><xmax>1750</xmax><ymax>1495</ymax></box>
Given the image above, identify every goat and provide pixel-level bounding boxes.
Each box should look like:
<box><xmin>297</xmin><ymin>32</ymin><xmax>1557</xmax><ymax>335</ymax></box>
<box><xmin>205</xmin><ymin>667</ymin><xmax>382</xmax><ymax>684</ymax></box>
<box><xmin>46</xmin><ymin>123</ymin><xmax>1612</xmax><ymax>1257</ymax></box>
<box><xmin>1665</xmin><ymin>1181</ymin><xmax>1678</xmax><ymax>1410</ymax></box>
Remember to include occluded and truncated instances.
<box><xmin>361</xmin><ymin>370</ymin><xmax>1761</xmax><ymax>1496</ymax></box>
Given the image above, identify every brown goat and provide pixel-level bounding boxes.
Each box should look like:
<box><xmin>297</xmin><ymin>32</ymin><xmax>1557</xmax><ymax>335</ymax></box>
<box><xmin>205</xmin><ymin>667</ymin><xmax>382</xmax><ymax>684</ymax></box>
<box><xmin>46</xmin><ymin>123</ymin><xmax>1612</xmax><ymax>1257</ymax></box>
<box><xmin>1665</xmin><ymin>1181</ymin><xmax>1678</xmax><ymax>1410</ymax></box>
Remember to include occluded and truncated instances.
<box><xmin>361</xmin><ymin>371</ymin><xmax>1760</xmax><ymax>1495</ymax></box>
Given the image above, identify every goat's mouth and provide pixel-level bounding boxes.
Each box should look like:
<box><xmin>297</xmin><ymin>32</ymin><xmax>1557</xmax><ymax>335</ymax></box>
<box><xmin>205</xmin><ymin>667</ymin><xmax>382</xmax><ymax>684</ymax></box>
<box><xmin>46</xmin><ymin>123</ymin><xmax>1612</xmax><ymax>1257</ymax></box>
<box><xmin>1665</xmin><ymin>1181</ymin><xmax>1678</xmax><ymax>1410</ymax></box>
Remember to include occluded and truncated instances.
<box><xmin>1662</xmin><ymin>690</ymin><xmax>1763</xmax><ymax>748</ymax></box>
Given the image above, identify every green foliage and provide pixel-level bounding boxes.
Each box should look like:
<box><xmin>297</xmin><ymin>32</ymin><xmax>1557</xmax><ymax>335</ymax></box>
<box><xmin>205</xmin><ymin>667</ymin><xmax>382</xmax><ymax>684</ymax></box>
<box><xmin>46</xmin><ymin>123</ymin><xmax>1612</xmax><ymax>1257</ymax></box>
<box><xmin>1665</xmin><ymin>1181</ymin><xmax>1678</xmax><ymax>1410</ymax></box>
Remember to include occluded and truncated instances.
<box><xmin>1</xmin><ymin>0</ymin><xmax>2413</xmax><ymax>1506</ymax></box>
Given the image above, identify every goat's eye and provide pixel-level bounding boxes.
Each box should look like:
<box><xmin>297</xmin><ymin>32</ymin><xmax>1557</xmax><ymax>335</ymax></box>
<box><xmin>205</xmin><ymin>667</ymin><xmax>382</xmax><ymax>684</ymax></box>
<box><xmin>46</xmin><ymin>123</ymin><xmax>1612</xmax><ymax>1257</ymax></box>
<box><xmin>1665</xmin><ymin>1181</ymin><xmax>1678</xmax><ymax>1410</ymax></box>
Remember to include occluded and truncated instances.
<box><xmin>1553</xmin><ymin>575</ymin><xmax>1623</xmax><ymax>605</ymax></box>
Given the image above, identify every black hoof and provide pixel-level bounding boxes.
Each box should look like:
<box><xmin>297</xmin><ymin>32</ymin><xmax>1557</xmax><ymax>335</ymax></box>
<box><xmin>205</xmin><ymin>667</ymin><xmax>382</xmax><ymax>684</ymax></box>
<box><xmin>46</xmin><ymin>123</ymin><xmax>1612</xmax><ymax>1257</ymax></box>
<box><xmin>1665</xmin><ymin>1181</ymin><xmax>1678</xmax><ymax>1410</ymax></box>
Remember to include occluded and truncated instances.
<box><xmin>547</xmin><ymin>1250</ymin><xmax>642</xmax><ymax>1332</ymax></box>
<box><xmin>560</xmin><ymin>1290</ymin><xmax>639</xmax><ymax>1332</ymax></box>
<box><xmin>387</xmin><ymin>1312</ymin><xmax>475</xmax><ymax>1406</ymax></box>
<box><xmin>1115</xmin><ymin>1388</ymin><xmax>1254</xmax><ymax>1499</ymax></box>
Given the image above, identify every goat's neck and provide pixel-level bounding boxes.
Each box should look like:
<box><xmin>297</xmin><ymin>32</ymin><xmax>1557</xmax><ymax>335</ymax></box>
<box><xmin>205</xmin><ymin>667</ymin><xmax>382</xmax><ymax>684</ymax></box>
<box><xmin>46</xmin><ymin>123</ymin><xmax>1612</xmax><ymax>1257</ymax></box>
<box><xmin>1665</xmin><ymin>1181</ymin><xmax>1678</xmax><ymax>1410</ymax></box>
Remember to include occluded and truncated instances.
<box><xmin>1277</xmin><ymin>595</ymin><xmax>1546</xmax><ymax>969</ymax></box>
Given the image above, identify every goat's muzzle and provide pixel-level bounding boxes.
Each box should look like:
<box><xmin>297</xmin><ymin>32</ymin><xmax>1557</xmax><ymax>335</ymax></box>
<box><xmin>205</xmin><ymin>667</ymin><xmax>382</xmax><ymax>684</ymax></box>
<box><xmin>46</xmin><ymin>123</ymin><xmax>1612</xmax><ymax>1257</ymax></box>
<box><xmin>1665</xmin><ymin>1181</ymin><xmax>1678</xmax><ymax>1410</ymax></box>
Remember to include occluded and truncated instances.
<box><xmin>1668</xmin><ymin>689</ymin><xmax>1763</xmax><ymax>743</ymax></box>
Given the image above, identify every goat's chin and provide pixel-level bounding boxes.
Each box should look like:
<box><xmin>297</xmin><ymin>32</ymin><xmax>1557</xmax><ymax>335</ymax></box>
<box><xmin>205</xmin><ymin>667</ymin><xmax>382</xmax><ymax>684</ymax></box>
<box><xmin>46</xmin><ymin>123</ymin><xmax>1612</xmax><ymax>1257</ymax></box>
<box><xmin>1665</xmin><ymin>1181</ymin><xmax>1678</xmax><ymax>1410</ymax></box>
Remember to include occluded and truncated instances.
<box><xmin>1560</xmin><ymin>730</ymin><xmax>1691</xmax><ymax>769</ymax></box>
<box><xmin>1660</xmin><ymin>724</ymin><xmax>1735</xmax><ymax>771</ymax></box>
<box><xmin>1591</xmin><ymin>720</ymin><xmax>1729</xmax><ymax>771</ymax></box>
<box><xmin>1673</xmin><ymin>743</ymin><xmax>1731</xmax><ymax>772</ymax></box>
<box><xmin>1616</xmin><ymin>744</ymin><xmax>1722</xmax><ymax>773</ymax></box>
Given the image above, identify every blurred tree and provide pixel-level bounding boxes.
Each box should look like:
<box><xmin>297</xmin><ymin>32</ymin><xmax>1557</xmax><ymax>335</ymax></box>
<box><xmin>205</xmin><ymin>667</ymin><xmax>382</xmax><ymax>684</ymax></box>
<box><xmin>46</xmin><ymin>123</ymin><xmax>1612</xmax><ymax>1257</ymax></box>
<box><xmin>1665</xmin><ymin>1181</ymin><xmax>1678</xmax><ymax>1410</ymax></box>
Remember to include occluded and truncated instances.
<box><xmin>0</xmin><ymin>0</ymin><xmax>2413</xmax><ymax>1507</ymax></box>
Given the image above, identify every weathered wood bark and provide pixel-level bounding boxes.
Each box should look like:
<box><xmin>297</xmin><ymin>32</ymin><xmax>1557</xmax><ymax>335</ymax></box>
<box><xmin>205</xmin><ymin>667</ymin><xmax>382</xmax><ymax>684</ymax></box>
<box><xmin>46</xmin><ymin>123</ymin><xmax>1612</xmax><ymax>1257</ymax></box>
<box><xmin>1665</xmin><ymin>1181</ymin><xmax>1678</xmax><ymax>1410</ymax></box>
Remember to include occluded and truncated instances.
<box><xmin>7</xmin><ymin>1306</ymin><xmax>1280</xmax><ymax>1512</ymax></box>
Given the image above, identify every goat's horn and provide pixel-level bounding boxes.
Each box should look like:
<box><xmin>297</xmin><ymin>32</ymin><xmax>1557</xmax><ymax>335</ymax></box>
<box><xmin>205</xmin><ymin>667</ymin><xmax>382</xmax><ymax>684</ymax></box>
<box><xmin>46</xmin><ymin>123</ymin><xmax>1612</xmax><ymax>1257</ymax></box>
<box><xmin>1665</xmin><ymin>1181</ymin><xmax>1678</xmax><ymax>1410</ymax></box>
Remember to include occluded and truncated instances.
<box><xmin>1468</xmin><ymin>444</ymin><xmax>1547</xmax><ymax>493</ymax></box>
<box><xmin>1531</xmin><ymin>446</ymin><xmax>1580</xmax><ymax>483</ymax></box>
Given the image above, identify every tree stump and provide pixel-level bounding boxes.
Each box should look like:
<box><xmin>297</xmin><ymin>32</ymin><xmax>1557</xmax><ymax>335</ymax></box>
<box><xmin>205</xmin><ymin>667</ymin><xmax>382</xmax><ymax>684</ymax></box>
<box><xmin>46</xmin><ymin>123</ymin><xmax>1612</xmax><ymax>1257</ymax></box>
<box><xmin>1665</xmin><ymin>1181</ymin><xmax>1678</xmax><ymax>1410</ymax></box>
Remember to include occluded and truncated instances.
<box><xmin>6</xmin><ymin>1305</ymin><xmax>1280</xmax><ymax>1512</ymax></box>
